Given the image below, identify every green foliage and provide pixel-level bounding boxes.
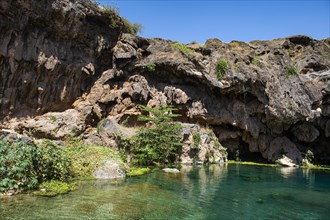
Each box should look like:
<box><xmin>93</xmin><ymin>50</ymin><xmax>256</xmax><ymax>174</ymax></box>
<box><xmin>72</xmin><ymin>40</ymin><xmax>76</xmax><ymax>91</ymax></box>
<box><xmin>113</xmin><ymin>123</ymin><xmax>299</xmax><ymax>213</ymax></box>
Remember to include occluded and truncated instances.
<box><xmin>172</xmin><ymin>42</ymin><xmax>194</xmax><ymax>54</ymax></box>
<box><xmin>192</xmin><ymin>132</ymin><xmax>201</xmax><ymax>149</ymax></box>
<box><xmin>101</xmin><ymin>5</ymin><xmax>142</xmax><ymax>35</ymax></box>
<box><xmin>64</xmin><ymin>138</ymin><xmax>120</xmax><ymax>178</ymax></box>
<box><xmin>146</xmin><ymin>63</ymin><xmax>156</xmax><ymax>72</ymax></box>
<box><xmin>0</xmin><ymin>140</ymin><xmax>70</xmax><ymax>193</ymax></box>
<box><xmin>128</xmin><ymin>105</ymin><xmax>183</xmax><ymax>166</ymax></box>
<box><xmin>214</xmin><ymin>140</ymin><xmax>228</xmax><ymax>159</ymax></box>
<box><xmin>38</xmin><ymin>140</ymin><xmax>71</xmax><ymax>182</ymax></box>
<box><xmin>33</xmin><ymin>180</ymin><xmax>76</xmax><ymax>197</ymax></box>
<box><xmin>285</xmin><ymin>65</ymin><xmax>298</xmax><ymax>75</ymax></box>
<box><xmin>0</xmin><ymin>140</ymin><xmax>39</xmax><ymax>192</ymax></box>
<box><xmin>252</xmin><ymin>56</ymin><xmax>261</xmax><ymax>66</ymax></box>
<box><xmin>127</xmin><ymin>167</ymin><xmax>151</xmax><ymax>177</ymax></box>
<box><xmin>215</xmin><ymin>59</ymin><xmax>228</xmax><ymax>80</ymax></box>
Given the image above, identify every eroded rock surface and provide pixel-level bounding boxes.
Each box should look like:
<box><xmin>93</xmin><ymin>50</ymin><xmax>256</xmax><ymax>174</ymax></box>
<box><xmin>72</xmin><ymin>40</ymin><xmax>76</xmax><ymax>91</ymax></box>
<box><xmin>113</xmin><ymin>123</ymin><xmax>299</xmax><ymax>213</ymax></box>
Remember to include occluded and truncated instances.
<box><xmin>1</xmin><ymin>0</ymin><xmax>330</xmax><ymax>165</ymax></box>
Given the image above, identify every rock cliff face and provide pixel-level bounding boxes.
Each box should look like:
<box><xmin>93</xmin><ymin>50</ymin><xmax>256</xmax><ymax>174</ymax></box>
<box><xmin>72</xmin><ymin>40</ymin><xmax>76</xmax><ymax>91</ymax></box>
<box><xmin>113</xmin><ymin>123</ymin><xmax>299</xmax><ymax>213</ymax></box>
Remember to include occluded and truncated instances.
<box><xmin>1</xmin><ymin>0</ymin><xmax>330</xmax><ymax>165</ymax></box>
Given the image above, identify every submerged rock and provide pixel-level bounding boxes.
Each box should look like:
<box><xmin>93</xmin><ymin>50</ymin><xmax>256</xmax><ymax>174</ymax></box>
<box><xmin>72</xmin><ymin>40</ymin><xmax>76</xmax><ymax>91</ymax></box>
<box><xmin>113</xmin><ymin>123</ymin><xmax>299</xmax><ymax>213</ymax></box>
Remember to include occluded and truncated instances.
<box><xmin>162</xmin><ymin>168</ymin><xmax>180</xmax><ymax>173</ymax></box>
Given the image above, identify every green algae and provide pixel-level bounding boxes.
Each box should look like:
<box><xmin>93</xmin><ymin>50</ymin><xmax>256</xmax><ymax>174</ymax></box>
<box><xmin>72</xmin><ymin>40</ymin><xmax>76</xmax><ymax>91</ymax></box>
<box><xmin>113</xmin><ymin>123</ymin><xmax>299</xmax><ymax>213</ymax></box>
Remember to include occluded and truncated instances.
<box><xmin>227</xmin><ymin>160</ymin><xmax>279</xmax><ymax>167</ymax></box>
<box><xmin>127</xmin><ymin>167</ymin><xmax>151</xmax><ymax>177</ymax></box>
<box><xmin>32</xmin><ymin>180</ymin><xmax>77</xmax><ymax>197</ymax></box>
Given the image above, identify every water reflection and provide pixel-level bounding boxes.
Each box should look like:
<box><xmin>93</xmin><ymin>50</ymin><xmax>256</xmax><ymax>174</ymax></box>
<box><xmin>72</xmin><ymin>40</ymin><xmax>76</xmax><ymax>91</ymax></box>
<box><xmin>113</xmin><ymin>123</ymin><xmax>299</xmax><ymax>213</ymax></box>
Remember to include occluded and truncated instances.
<box><xmin>1</xmin><ymin>165</ymin><xmax>329</xmax><ymax>220</ymax></box>
<box><xmin>279</xmin><ymin>167</ymin><xmax>297</xmax><ymax>178</ymax></box>
<box><xmin>178</xmin><ymin>164</ymin><xmax>228</xmax><ymax>205</ymax></box>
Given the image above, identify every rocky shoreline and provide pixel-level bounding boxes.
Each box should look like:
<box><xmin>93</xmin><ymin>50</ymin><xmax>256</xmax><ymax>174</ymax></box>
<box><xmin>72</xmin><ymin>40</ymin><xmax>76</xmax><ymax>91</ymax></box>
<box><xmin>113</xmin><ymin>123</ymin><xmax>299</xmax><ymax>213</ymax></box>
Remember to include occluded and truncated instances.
<box><xmin>1</xmin><ymin>0</ymin><xmax>330</xmax><ymax>168</ymax></box>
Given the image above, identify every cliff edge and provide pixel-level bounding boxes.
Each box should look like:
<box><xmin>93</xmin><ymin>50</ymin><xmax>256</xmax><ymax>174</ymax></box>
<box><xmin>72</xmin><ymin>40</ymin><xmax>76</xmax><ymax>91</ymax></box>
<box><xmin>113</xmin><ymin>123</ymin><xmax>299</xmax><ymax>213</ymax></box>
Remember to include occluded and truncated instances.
<box><xmin>1</xmin><ymin>0</ymin><xmax>330</xmax><ymax>165</ymax></box>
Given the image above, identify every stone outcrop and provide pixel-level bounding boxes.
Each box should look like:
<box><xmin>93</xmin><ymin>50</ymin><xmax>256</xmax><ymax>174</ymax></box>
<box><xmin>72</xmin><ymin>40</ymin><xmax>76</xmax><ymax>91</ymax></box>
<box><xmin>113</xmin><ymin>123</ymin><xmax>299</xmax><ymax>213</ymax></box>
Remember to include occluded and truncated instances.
<box><xmin>1</xmin><ymin>0</ymin><xmax>330</xmax><ymax>165</ymax></box>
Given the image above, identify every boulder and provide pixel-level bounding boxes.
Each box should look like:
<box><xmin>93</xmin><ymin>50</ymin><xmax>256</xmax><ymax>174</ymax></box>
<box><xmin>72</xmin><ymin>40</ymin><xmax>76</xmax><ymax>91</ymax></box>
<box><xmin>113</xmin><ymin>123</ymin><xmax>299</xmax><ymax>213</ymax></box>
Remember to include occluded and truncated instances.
<box><xmin>267</xmin><ymin>136</ymin><xmax>303</xmax><ymax>165</ymax></box>
<box><xmin>276</xmin><ymin>155</ymin><xmax>298</xmax><ymax>167</ymax></box>
<box><xmin>291</xmin><ymin>122</ymin><xmax>320</xmax><ymax>142</ymax></box>
<box><xmin>93</xmin><ymin>160</ymin><xmax>126</xmax><ymax>179</ymax></box>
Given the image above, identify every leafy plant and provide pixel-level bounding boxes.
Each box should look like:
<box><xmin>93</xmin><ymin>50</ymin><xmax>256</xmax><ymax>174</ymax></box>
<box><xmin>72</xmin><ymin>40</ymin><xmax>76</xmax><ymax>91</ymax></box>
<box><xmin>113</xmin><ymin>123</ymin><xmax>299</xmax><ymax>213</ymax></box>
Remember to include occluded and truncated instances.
<box><xmin>285</xmin><ymin>65</ymin><xmax>298</xmax><ymax>75</ymax></box>
<box><xmin>146</xmin><ymin>63</ymin><xmax>156</xmax><ymax>72</ymax></box>
<box><xmin>192</xmin><ymin>132</ymin><xmax>201</xmax><ymax>149</ymax></box>
<box><xmin>215</xmin><ymin>59</ymin><xmax>228</xmax><ymax>80</ymax></box>
<box><xmin>172</xmin><ymin>42</ymin><xmax>194</xmax><ymax>54</ymax></box>
<box><xmin>0</xmin><ymin>140</ymin><xmax>70</xmax><ymax>193</ymax></box>
<box><xmin>37</xmin><ymin>140</ymin><xmax>71</xmax><ymax>182</ymax></box>
<box><xmin>128</xmin><ymin>105</ymin><xmax>183</xmax><ymax>166</ymax></box>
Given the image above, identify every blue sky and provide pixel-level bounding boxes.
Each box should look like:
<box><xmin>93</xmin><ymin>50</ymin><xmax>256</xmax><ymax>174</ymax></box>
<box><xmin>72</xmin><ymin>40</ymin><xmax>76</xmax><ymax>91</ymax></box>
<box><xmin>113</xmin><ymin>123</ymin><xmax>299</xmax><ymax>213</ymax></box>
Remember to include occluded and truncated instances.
<box><xmin>97</xmin><ymin>0</ymin><xmax>330</xmax><ymax>43</ymax></box>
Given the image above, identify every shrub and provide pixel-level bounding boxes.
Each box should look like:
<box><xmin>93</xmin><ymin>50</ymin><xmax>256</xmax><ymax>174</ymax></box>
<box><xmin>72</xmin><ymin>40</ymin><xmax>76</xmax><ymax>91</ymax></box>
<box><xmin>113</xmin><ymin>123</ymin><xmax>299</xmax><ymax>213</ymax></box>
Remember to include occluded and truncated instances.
<box><xmin>128</xmin><ymin>105</ymin><xmax>183</xmax><ymax>166</ymax></box>
<box><xmin>37</xmin><ymin>141</ymin><xmax>71</xmax><ymax>182</ymax></box>
<box><xmin>285</xmin><ymin>65</ymin><xmax>298</xmax><ymax>75</ymax></box>
<box><xmin>215</xmin><ymin>59</ymin><xmax>228</xmax><ymax>80</ymax></box>
<box><xmin>0</xmin><ymin>140</ymin><xmax>70</xmax><ymax>192</ymax></box>
<box><xmin>172</xmin><ymin>42</ymin><xmax>194</xmax><ymax>54</ymax></box>
<box><xmin>146</xmin><ymin>63</ymin><xmax>156</xmax><ymax>72</ymax></box>
<box><xmin>192</xmin><ymin>132</ymin><xmax>201</xmax><ymax>149</ymax></box>
<box><xmin>64</xmin><ymin>138</ymin><xmax>121</xmax><ymax>178</ymax></box>
<box><xmin>0</xmin><ymin>140</ymin><xmax>40</xmax><ymax>192</ymax></box>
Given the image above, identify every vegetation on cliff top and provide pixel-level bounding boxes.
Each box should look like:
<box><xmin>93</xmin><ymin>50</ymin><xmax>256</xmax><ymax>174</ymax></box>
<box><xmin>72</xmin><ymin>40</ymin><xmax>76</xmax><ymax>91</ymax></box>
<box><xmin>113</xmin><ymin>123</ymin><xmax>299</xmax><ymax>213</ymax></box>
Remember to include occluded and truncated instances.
<box><xmin>91</xmin><ymin>2</ymin><xmax>142</xmax><ymax>35</ymax></box>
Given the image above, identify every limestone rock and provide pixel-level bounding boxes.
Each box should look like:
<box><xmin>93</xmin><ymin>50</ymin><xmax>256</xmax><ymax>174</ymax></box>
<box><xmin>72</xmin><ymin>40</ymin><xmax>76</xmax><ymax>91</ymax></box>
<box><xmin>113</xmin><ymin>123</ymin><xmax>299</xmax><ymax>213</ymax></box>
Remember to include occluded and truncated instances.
<box><xmin>93</xmin><ymin>160</ymin><xmax>126</xmax><ymax>179</ymax></box>
<box><xmin>0</xmin><ymin>0</ymin><xmax>330</xmax><ymax>164</ymax></box>
<box><xmin>276</xmin><ymin>155</ymin><xmax>298</xmax><ymax>167</ymax></box>
<box><xmin>291</xmin><ymin>122</ymin><xmax>320</xmax><ymax>142</ymax></box>
<box><xmin>267</xmin><ymin>136</ymin><xmax>303</xmax><ymax>165</ymax></box>
<box><xmin>17</xmin><ymin>109</ymin><xmax>85</xmax><ymax>139</ymax></box>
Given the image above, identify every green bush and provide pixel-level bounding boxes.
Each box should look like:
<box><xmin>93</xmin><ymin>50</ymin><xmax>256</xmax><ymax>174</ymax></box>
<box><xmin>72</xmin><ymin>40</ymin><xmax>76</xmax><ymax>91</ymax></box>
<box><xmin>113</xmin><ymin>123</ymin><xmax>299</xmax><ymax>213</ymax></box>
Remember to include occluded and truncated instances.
<box><xmin>38</xmin><ymin>140</ymin><xmax>71</xmax><ymax>182</ymax></box>
<box><xmin>0</xmin><ymin>140</ymin><xmax>39</xmax><ymax>192</ymax></box>
<box><xmin>172</xmin><ymin>42</ymin><xmax>194</xmax><ymax>54</ymax></box>
<box><xmin>192</xmin><ymin>133</ymin><xmax>201</xmax><ymax>149</ymax></box>
<box><xmin>285</xmin><ymin>65</ymin><xmax>298</xmax><ymax>75</ymax></box>
<box><xmin>215</xmin><ymin>59</ymin><xmax>228</xmax><ymax>80</ymax></box>
<box><xmin>64</xmin><ymin>138</ymin><xmax>121</xmax><ymax>178</ymax></box>
<box><xmin>0</xmin><ymin>140</ymin><xmax>70</xmax><ymax>192</ymax></box>
<box><xmin>146</xmin><ymin>63</ymin><xmax>156</xmax><ymax>72</ymax></box>
<box><xmin>127</xmin><ymin>105</ymin><xmax>183</xmax><ymax>166</ymax></box>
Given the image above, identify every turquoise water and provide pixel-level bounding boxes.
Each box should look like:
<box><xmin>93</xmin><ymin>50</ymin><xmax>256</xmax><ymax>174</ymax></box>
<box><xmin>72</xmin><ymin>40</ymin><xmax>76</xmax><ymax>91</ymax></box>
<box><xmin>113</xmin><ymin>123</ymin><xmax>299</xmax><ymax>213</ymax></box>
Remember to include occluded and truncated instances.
<box><xmin>1</xmin><ymin>164</ymin><xmax>330</xmax><ymax>220</ymax></box>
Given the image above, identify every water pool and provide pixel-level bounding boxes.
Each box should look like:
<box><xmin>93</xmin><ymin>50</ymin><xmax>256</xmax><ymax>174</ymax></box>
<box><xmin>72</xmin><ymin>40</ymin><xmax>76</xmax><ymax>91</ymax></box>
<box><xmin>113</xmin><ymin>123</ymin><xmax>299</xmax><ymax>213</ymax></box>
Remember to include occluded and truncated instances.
<box><xmin>1</xmin><ymin>164</ymin><xmax>329</xmax><ymax>220</ymax></box>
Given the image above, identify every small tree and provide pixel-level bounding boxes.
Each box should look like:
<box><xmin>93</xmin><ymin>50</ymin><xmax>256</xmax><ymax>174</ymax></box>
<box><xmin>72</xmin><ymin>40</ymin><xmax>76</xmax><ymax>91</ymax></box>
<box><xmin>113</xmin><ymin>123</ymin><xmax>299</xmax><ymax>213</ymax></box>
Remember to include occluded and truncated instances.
<box><xmin>131</xmin><ymin>105</ymin><xmax>182</xmax><ymax>166</ymax></box>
